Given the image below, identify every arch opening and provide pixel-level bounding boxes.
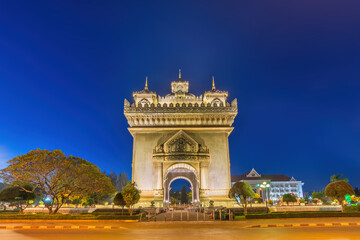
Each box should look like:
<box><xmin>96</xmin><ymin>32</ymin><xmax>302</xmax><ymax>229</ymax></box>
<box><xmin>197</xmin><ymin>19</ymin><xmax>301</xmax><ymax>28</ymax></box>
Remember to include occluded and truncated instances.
<box><xmin>163</xmin><ymin>163</ymin><xmax>200</xmax><ymax>205</ymax></box>
<box><xmin>169</xmin><ymin>178</ymin><xmax>192</xmax><ymax>205</ymax></box>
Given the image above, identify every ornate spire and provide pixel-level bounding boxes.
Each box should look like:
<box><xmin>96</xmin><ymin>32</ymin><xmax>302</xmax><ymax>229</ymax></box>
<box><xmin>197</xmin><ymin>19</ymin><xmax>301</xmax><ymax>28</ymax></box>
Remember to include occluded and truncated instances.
<box><xmin>179</xmin><ymin>69</ymin><xmax>182</xmax><ymax>80</ymax></box>
<box><xmin>212</xmin><ymin>76</ymin><xmax>215</xmax><ymax>90</ymax></box>
<box><xmin>145</xmin><ymin>76</ymin><xmax>148</xmax><ymax>90</ymax></box>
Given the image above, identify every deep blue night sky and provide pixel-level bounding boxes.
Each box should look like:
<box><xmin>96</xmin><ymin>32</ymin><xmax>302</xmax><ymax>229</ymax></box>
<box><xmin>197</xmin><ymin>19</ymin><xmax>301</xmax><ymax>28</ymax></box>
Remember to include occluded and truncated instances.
<box><xmin>0</xmin><ymin>1</ymin><xmax>359</xmax><ymax>192</ymax></box>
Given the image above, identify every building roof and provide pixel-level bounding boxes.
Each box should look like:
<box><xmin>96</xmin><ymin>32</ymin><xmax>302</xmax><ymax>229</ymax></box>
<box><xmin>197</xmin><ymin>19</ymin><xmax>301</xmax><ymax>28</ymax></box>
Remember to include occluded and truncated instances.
<box><xmin>231</xmin><ymin>169</ymin><xmax>293</xmax><ymax>182</ymax></box>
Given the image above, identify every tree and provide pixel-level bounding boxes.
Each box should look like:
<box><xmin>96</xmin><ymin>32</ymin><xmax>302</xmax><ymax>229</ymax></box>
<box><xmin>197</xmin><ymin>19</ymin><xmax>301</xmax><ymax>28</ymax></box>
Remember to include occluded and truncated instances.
<box><xmin>325</xmin><ymin>180</ymin><xmax>355</xmax><ymax>211</ymax></box>
<box><xmin>0</xmin><ymin>183</ymin><xmax>35</xmax><ymax>213</ymax></box>
<box><xmin>283</xmin><ymin>193</ymin><xmax>297</xmax><ymax>205</ymax></box>
<box><xmin>228</xmin><ymin>182</ymin><xmax>255</xmax><ymax>215</ymax></box>
<box><xmin>330</xmin><ymin>174</ymin><xmax>349</xmax><ymax>182</ymax></box>
<box><xmin>354</xmin><ymin>187</ymin><xmax>360</xmax><ymax>197</ymax></box>
<box><xmin>0</xmin><ymin>149</ymin><xmax>115</xmax><ymax>214</ymax></box>
<box><xmin>121</xmin><ymin>182</ymin><xmax>141</xmax><ymax>216</ymax></box>
<box><xmin>114</xmin><ymin>192</ymin><xmax>126</xmax><ymax>213</ymax></box>
<box><xmin>116</xmin><ymin>172</ymin><xmax>129</xmax><ymax>192</ymax></box>
<box><xmin>85</xmin><ymin>198</ymin><xmax>95</xmax><ymax>207</ymax></box>
<box><xmin>0</xmin><ymin>183</ymin><xmax>5</xmax><ymax>191</ymax></box>
<box><xmin>72</xmin><ymin>198</ymin><xmax>82</xmax><ymax>208</ymax></box>
<box><xmin>187</xmin><ymin>191</ymin><xmax>192</xmax><ymax>204</ymax></box>
<box><xmin>180</xmin><ymin>186</ymin><xmax>188</xmax><ymax>204</ymax></box>
<box><xmin>107</xmin><ymin>172</ymin><xmax>117</xmax><ymax>188</ymax></box>
<box><xmin>311</xmin><ymin>191</ymin><xmax>325</xmax><ymax>200</ymax></box>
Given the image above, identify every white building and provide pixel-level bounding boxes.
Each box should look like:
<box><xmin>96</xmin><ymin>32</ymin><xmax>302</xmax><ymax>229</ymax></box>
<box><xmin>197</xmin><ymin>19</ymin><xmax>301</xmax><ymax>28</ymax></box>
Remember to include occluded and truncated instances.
<box><xmin>231</xmin><ymin>168</ymin><xmax>304</xmax><ymax>201</ymax></box>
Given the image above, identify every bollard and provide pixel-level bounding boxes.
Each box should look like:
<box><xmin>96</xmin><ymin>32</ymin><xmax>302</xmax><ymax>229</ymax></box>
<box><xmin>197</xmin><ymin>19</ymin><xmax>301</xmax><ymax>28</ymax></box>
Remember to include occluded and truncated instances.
<box><xmin>154</xmin><ymin>209</ymin><xmax>156</xmax><ymax>222</ymax></box>
<box><xmin>172</xmin><ymin>209</ymin><xmax>174</xmax><ymax>221</ymax></box>
<box><xmin>213</xmin><ymin>210</ymin><xmax>215</xmax><ymax>221</ymax></box>
<box><xmin>220</xmin><ymin>210</ymin><xmax>222</xmax><ymax>222</ymax></box>
<box><xmin>187</xmin><ymin>210</ymin><xmax>189</xmax><ymax>221</ymax></box>
<box><xmin>148</xmin><ymin>211</ymin><xmax>150</xmax><ymax>221</ymax></box>
<box><xmin>165</xmin><ymin>210</ymin><xmax>167</xmax><ymax>222</ymax></box>
<box><xmin>197</xmin><ymin>209</ymin><xmax>199</xmax><ymax>222</ymax></box>
<box><xmin>229</xmin><ymin>209</ymin><xmax>231</xmax><ymax>221</ymax></box>
<box><xmin>203</xmin><ymin>209</ymin><xmax>205</xmax><ymax>221</ymax></box>
<box><xmin>181</xmin><ymin>209</ymin><xmax>183</xmax><ymax>222</ymax></box>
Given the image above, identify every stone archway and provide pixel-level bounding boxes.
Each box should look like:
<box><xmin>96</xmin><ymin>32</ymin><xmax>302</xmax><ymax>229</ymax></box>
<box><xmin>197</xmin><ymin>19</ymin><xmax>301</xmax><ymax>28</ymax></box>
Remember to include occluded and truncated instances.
<box><xmin>163</xmin><ymin>163</ymin><xmax>200</xmax><ymax>205</ymax></box>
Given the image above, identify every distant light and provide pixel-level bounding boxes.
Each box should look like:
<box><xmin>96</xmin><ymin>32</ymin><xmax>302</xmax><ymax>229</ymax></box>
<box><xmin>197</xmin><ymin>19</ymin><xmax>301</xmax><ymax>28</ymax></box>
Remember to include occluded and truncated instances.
<box><xmin>44</xmin><ymin>196</ymin><xmax>52</xmax><ymax>202</ymax></box>
<box><xmin>263</xmin><ymin>182</ymin><xmax>267</xmax><ymax>185</ymax></box>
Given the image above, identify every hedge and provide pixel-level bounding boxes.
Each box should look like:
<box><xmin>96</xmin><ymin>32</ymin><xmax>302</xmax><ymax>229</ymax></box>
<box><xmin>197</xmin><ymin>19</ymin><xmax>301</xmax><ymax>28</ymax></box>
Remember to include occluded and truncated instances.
<box><xmin>245</xmin><ymin>212</ymin><xmax>360</xmax><ymax>219</ymax></box>
<box><xmin>0</xmin><ymin>213</ymin><xmax>141</xmax><ymax>220</ymax></box>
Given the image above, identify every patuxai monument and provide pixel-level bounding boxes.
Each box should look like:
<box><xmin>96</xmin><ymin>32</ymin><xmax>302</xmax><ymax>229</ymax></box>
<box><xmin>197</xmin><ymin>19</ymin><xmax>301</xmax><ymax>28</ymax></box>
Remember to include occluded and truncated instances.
<box><xmin>124</xmin><ymin>70</ymin><xmax>238</xmax><ymax>207</ymax></box>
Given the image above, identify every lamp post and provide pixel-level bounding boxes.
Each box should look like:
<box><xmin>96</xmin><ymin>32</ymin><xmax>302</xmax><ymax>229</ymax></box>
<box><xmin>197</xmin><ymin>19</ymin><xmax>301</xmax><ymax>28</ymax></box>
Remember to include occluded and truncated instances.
<box><xmin>260</xmin><ymin>182</ymin><xmax>270</xmax><ymax>213</ymax></box>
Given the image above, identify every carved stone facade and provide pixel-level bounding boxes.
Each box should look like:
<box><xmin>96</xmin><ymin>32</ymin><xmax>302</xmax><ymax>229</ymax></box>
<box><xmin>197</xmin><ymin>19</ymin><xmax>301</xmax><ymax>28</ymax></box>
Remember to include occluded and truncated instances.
<box><xmin>124</xmin><ymin>71</ymin><xmax>238</xmax><ymax>207</ymax></box>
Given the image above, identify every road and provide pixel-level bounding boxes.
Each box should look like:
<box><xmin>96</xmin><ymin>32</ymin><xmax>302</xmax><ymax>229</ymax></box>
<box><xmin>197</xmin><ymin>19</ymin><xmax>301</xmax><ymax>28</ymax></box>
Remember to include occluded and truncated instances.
<box><xmin>0</xmin><ymin>218</ymin><xmax>359</xmax><ymax>240</ymax></box>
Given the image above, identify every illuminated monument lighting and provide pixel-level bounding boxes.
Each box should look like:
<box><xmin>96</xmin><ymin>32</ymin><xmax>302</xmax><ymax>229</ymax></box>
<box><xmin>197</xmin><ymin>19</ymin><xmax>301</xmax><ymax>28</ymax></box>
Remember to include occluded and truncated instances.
<box><xmin>124</xmin><ymin>70</ymin><xmax>238</xmax><ymax>207</ymax></box>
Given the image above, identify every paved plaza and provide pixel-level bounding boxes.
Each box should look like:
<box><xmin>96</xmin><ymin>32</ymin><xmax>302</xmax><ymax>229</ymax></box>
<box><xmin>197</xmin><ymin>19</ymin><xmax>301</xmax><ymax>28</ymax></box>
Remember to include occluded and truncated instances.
<box><xmin>0</xmin><ymin>218</ymin><xmax>360</xmax><ymax>240</ymax></box>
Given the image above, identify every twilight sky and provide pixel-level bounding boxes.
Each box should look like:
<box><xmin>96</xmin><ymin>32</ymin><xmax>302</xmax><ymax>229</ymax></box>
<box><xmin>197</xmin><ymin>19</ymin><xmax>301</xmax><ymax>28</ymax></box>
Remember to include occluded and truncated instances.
<box><xmin>0</xmin><ymin>1</ymin><xmax>359</xmax><ymax>192</ymax></box>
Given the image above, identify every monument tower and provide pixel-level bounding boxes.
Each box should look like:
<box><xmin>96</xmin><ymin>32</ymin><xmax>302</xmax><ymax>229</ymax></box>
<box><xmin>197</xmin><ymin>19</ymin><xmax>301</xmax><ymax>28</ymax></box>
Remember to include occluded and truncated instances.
<box><xmin>124</xmin><ymin>71</ymin><xmax>238</xmax><ymax>207</ymax></box>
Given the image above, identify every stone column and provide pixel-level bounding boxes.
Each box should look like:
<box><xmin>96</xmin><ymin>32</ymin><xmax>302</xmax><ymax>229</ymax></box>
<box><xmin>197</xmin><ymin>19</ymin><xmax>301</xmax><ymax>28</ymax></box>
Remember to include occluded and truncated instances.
<box><xmin>200</xmin><ymin>163</ymin><xmax>209</xmax><ymax>190</ymax></box>
<box><xmin>154</xmin><ymin>162</ymin><xmax>163</xmax><ymax>190</ymax></box>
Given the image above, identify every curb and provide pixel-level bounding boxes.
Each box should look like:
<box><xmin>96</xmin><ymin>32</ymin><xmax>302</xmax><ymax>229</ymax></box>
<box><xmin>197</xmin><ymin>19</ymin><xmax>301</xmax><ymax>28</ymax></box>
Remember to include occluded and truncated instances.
<box><xmin>247</xmin><ymin>222</ymin><xmax>360</xmax><ymax>228</ymax></box>
<box><xmin>0</xmin><ymin>225</ymin><xmax>128</xmax><ymax>230</ymax></box>
<box><xmin>0</xmin><ymin>220</ymin><xmax>138</xmax><ymax>223</ymax></box>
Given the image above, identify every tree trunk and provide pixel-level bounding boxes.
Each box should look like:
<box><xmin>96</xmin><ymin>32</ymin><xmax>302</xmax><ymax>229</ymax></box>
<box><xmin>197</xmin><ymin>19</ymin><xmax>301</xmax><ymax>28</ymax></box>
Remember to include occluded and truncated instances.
<box><xmin>243</xmin><ymin>197</ymin><xmax>247</xmax><ymax>216</ymax></box>
<box><xmin>47</xmin><ymin>207</ymin><xmax>53</xmax><ymax>214</ymax></box>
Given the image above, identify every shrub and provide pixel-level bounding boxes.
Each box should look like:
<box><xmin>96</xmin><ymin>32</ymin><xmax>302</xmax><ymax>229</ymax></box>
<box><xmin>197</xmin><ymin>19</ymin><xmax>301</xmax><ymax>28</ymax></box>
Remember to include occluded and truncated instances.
<box><xmin>283</xmin><ymin>194</ymin><xmax>297</xmax><ymax>205</ymax></box>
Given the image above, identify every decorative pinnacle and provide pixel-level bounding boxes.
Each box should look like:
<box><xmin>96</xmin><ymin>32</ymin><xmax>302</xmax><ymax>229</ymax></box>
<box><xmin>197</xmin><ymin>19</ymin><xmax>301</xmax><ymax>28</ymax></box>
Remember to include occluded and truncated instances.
<box><xmin>145</xmin><ymin>76</ymin><xmax>148</xmax><ymax>90</ymax></box>
<box><xmin>212</xmin><ymin>76</ymin><xmax>215</xmax><ymax>90</ymax></box>
<box><xmin>179</xmin><ymin>69</ymin><xmax>181</xmax><ymax>80</ymax></box>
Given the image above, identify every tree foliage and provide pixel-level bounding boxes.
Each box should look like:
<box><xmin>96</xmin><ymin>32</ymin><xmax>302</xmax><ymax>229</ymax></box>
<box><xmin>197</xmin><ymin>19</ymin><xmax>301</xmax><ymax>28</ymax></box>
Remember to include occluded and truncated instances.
<box><xmin>0</xmin><ymin>149</ymin><xmax>115</xmax><ymax>214</ymax></box>
<box><xmin>325</xmin><ymin>180</ymin><xmax>354</xmax><ymax>211</ymax></box>
<box><xmin>311</xmin><ymin>191</ymin><xmax>325</xmax><ymax>200</ymax></box>
<box><xmin>228</xmin><ymin>182</ymin><xmax>255</xmax><ymax>215</ymax></box>
<box><xmin>121</xmin><ymin>182</ymin><xmax>140</xmax><ymax>216</ymax></box>
<box><xmin>354</xmin><ymin>187</ymin><xmax>360</xmax><ymax>197</ymax></box>
<box><xmin>0</xmin><ymin>182</ymin><xmax>35</xmax><ymax>213</ymax></box>
<box><xmin>180</xmin><ymin>186</ymin><xmax>188</xmax><ymax>204</ymax></box>
<box><xmin>113</xmin><ymin>192</ymin><xmax>126</xmax><ymax>208</ymax></box>
<box><xmin>283</xmin><ymin>193</ymin><xmax>297</xmax><ymax>204</ymax></box>
<box><xmin>116</xmin><ymin>172</ymin><xmax>129</xmax><ymax>192</ymax></box>
<box><xmin>330</xmin><ymin>174</ymin><xmax>349</xmax><ymax>183</ymax></box>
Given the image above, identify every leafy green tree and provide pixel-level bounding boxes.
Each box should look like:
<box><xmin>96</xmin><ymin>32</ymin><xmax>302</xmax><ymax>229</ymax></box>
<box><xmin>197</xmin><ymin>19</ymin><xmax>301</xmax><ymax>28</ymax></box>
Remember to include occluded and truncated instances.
<box><xmin>86</xmin><ymin>198</ymin><xmax>95</xmax><ymax>207</ymax></box>
<box><xmin>311</xmin><ymin>191</ymin><xmax>325</xmax><ymax>200</ymax></box>
<box><xmin>325</xmin><ymin>180</ymin><xmax>355</xmax><ymax>211</ymax></box>
<box><xmin>72</xmin><ymin>198</ymin><xmax>82</xmax><ymax>208</ymax></box>
<box><xmin>122</xmin><ymin>182</ymin><xmax>141</xmax><ymax>216</ymax></box>
<box><xmin>114</xmin><ymin>192</ymin><xmax>126</xmax><ymax>212</ymax></box>
<box><xmin>180</xmin><ymin>186</ymin><xmax>188</xmax><ymax>204</ymax></box>
<box><xmin>0</xmin><ymin>183</ymin><xmax>35</xmax><ymax>213</ymax></box>
<box><xmin>283</xmin><ymin>193</ymin><xmax>297</xmax><ymax>205</ymax></box>
<box><xmin>0</xmin><ymin>149</ymin><xmax>115</xmax><ymax>214</ymax></box>
<box><xmin>330</xmin><ymin>174</ymin><xmax>349</xmax><ymax>182</ymax></box>
<box><xmin>228</xmin><ymin>182</ymin><xmax>255</xmax><ymax>215</ymax></box>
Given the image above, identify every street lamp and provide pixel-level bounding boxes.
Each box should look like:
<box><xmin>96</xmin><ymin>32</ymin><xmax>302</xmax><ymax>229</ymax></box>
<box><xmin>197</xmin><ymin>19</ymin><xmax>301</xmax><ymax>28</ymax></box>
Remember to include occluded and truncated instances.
<box><xmin>260</xmin><ymin>182</ymin><xmax>270</xmax><ymax>212</ymax></box>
